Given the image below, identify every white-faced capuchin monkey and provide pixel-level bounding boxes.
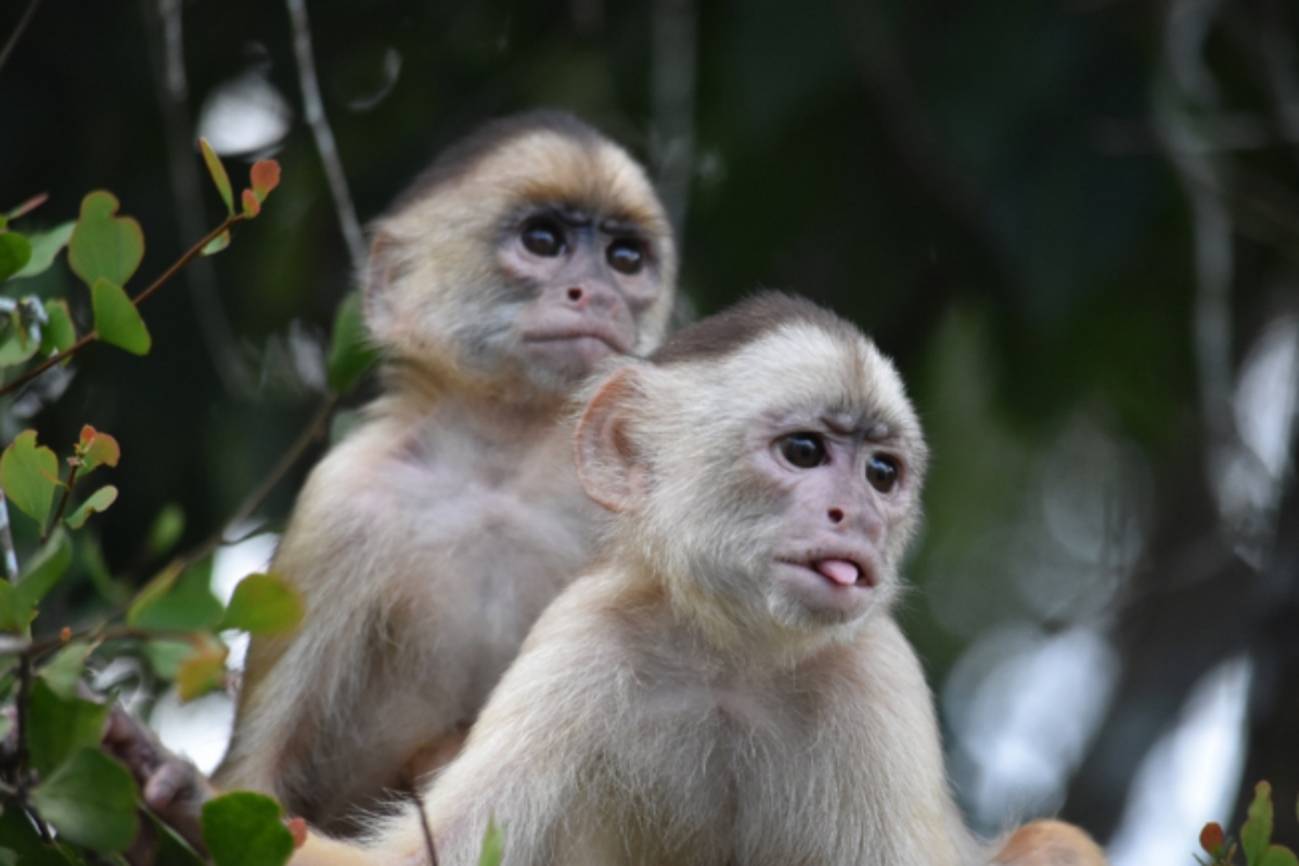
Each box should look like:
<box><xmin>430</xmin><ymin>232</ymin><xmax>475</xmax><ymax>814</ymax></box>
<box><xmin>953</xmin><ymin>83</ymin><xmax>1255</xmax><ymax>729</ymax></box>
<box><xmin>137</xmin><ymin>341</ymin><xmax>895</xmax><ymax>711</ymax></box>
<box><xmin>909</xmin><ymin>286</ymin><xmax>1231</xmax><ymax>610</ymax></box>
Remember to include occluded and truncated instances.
<box><xmin>288</xmin><ymin>292</ymin><xmax>1107</xmax><ymax>866</ymax></box>
<box><xmin>214</xmin><ymin>111</ymin><xmax>678</xmax><ymax>833</ymax></box>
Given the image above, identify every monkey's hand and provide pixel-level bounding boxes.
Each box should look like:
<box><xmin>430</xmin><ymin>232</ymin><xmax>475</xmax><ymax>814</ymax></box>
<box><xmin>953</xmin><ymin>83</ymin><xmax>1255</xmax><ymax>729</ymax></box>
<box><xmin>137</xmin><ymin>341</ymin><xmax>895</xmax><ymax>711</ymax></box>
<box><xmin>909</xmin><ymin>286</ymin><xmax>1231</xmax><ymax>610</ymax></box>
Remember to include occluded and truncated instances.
<box><xmin>102</xmin><ymin>705</ymin><xmax>214</xmax><ymax>858</ymax></box>
<box><xmin>995</xmin><ymin>819</ymin><xmax>1109</xmax><ymax>866</ymax></box>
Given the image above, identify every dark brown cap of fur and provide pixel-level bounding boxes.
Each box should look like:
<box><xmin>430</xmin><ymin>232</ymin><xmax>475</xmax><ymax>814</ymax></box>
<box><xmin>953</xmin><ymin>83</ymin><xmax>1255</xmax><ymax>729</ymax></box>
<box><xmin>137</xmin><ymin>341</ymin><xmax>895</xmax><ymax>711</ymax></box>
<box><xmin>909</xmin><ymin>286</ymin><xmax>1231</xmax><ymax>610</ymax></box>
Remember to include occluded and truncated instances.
<box><xmin>389</xmin><ymin>110</ymin><xmax>609</xmax><ymax>214</ymax></box>
<box><xmin>650</xmin><ymin>291</ymin><xmax>861</xmax><ymax>366</ymax></box>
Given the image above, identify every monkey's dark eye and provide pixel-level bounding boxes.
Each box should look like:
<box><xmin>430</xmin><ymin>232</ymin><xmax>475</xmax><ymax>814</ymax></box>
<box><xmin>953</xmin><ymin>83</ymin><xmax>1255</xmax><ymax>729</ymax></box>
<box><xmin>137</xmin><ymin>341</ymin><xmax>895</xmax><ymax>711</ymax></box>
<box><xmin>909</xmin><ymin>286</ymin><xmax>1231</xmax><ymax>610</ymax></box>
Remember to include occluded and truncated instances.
<box><xmin>866</xmin><ymin>455</ymin><xmax>899</xmax><ymax>493</ymax></box>
<box><xmin>607</xmin><ymin>239</ymin><xmax>645</xmax><ymax>275</ymax></box>
<box><xmin>521</xmin><ymin>219</ymin><xmax>566</xmax><ymax>257</ymax></box>
<box><xmin>778</xmin><ymin>433</ymin><xmax>827</xmax><ymax>469</ymax></box>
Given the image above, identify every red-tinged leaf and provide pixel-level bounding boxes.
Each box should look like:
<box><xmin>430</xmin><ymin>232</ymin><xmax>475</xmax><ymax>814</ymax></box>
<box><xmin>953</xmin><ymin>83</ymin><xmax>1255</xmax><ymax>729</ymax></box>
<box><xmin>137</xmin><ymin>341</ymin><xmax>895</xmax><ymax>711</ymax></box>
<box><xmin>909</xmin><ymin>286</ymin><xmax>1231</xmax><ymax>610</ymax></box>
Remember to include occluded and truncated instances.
<box><xmin>1201</xmin><ymin>823</ymin><xmax>1226</xmax><ymax>855</ymax></box>
<box><xmin>202</xmin><ymin>229</ymin><xmax>231</xmax><ymax>257</ymax></box>
<box><xmin>286</xmin><ymin>816</ymin><xmax>308</xmax><ymax>849</ymax></box>
<box><xmin>176</xmin><ymin>635</ymin><xmax>228</xmax><ymax>702</ymax></box>
<box><xmin>68</xmin><ymin>191</ymin><xmax>144</xmax><ymax>288</ymax></box>
<box><xmin>6</xmin><ymin>192</ymin><xmax>48</xmax><ymax>221</ymax></box>
<box><xmin>199</xmin><ymin>139</ymin><xmax>235</xmax><ymax>216</ymax></box>
<box><xmin>250</xmin><ymin>160</ymin><xmax>281</xmax><ymax>202</ymax></box>
<box><xmin>241</xmin><ymin>189</ymin><xmax>261</xmax><ymax>218</ymax></box>
<box><xmin>77</xmin><ymin>425</ymin><xmax>121</xmax><ymax>472</ymax></box>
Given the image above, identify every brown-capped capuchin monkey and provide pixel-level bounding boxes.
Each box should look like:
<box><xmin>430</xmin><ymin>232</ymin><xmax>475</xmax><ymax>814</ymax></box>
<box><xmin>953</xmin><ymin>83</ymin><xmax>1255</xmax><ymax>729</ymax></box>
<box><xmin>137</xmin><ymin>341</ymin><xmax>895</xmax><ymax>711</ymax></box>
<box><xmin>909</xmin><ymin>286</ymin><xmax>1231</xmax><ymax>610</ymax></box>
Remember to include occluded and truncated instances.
<box><xmin>213</xmin><ymin>110</ymin><xmax>678</xmax><ymax>834</ymax></box>
<box><xmin>287</xmin><ymin>292</ymin><xmax>1107</xmax><ymax>866</ymax></box>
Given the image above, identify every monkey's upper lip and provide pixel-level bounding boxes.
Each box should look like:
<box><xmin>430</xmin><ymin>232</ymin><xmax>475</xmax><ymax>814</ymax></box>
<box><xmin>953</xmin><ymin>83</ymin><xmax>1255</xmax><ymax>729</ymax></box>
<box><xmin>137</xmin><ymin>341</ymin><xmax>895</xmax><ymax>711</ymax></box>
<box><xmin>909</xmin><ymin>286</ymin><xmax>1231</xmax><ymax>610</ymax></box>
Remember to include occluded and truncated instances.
<box><xmin>776</xmin><ymin>551</ymin><xmax>877</xmax><ymax>588</ymax></box>
<box><xmin>522</xmin><ymin>326</ymin><xmax>630</xmax><ymax>353</ymax></box>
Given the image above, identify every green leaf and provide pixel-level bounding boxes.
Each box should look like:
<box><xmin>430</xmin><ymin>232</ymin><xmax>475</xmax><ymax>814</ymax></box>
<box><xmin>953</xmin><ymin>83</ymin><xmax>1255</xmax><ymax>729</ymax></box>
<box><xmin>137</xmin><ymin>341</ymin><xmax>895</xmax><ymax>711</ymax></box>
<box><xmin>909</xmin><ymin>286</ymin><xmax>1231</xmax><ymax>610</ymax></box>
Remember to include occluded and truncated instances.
<box><xmin>0</xmin><ymin>528</ymin><xmax>71</xmax><ymax>632</ymax></box>
<box><xmin>31</xmin><ymin>748</ymin><xmax>139</xmax><ymax>854</ymax></box>
<box><xmin>327</xmin><ymin>291</ymin><xmax>378</xmax><ymax>392</ymax></box>
<box><xmin>27</xmin><ymin>679</ymin><xmax>109</xmax><ymax>777</ymax></box>
<box><xmin>12</xmin><ymin>529</ymin><xmax>73</xmax><ymax>625</ymax></box>
<box><xmin>148</xmin><ymin>811</ymin><xmax>207</xmax><ymax>866</ymax></box>
<box><xmin>0</xmin><ymin>233</ymin><xmax>32</xmax><ymax>282</ymax></box>
<box><xmin>67</xmin><ymin>191</ymin><xmax>144</xmax><ymax>289</ymax></box>
<box><xmin>146</xmin><ymin>503</ymin><xmax>185</xmax><ymax>557</ymax></box>
<box><xmin>0</xmin><ymin>808</ymin><xmax>79</xmax><ymax>866</ymax></box>
<box><xmin>477</xmin><ymin>817</ymin><xmax>504</xmax><ymax>866</ymax></box>
<box><xmin>199</xmin><ymin>139</ymin><xmax>235</xmax><ymax>216</ymax></box>
<box><xmin>0</xmin><ymin>314</ymin><xmax>39</xmax><ymax>367</ymax></box>
<box><xmin>13</xmin><ymin>221</ymin><xmax>75</xmax><ymax>280</ymax></box>
<box><xmin>38</xmin><ymin>640</ymin><xmax>92</xmax><ymax>699</ymax></box>
<box><xmin>39</xmin><ymin>299</ymin><xmax>76</xmax><ymax>356</ymax></box>
<box><xmin>1260</xmin><ymin>846</ymin><xmax>1299</xmax><ymax>866</ymax></box>
<box><xmin>201</xmin><ymin>791</ymin><xmax>294</xmax><ymax>866</ymax></box>
<box><xmin>0</xmin><ymin>429</ymin><xmax>59</xmax><ymax>524</ymax></box>
<box><xmin>219</xmin><ymin>573</ymin><xmax>304</xmax><ymax>635</ymax></box>
<box><xmin>0</xmin><ymin>848</ymin><xmax>15</xmax><ymax>866</ymax></box>
<box><xmin>127</xmin><ymin>560</ymin><xmax>224</xmax><ymax>632</ymax></box>
<box><xmin>1244</xmin><ymin>781</ymin><xmax>1275</xmax><ymax>866</ymax></box>
<box><xmin>201</xmin><ymin>229</ymin><xmax>231</xmax><ymax>257</ymax></box>
<box><xmin>91</xmin><ymin>277</ymin><xmax>151</xmax><ymax>355</ymax></box>
<box><xmin>143</xmin><ymin>638</ymin><xmax>192</xmax><ymax>679</ymax></box>
<box><xmin>175</xmin><ymin>635</ymin><xmax>228</xmax><ymax>701</ymax></box>
<box><xmin>65</xmin><ymin>484</ymin><xmax>118</xmax><ymax>529</ymax></box>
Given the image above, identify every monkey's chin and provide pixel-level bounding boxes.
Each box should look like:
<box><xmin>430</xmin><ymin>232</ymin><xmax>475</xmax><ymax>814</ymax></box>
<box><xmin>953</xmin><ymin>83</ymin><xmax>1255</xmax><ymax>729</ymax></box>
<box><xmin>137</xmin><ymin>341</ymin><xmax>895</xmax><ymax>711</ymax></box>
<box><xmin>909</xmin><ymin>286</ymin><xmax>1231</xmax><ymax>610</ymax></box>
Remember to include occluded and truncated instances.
<box><xmin>522</xmin><ymin>336</ymin><xmax>618</xmax><ymax>380</ymax></box>
<box><xmin>770</xmin><ymin>562</ymin><xmax>879</xmax><ymax>626</ymax></box>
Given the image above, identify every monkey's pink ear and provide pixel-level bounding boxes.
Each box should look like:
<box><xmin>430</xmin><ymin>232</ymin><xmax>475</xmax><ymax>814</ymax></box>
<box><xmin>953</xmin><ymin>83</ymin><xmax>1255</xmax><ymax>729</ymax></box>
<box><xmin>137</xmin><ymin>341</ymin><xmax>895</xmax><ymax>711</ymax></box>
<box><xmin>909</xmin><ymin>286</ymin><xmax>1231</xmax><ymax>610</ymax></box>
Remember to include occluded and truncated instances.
<box><xmin>575</xmin><ymin>366</ymin><xmax>645</xmax><ymax>513</ymax></box>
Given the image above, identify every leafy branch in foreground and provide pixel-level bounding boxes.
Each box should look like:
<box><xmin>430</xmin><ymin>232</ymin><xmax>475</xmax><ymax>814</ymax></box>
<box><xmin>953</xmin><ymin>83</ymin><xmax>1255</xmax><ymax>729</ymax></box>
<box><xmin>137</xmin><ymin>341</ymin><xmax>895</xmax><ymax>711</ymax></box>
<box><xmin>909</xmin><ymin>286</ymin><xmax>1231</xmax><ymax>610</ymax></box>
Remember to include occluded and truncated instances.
<box><xmin>1198</xmin><ymin>781</ymin><xmax>1299</xmax><ymax>866</ymax></box>
<box><xmin>0</xmin><ymin>141</ymin><xmax>308</xmax><ymax>865</ymax></box>
<box><xmin>0</xmin><ymin>139</ymin><xmax>280</xmax><ymax>398</ymax></box>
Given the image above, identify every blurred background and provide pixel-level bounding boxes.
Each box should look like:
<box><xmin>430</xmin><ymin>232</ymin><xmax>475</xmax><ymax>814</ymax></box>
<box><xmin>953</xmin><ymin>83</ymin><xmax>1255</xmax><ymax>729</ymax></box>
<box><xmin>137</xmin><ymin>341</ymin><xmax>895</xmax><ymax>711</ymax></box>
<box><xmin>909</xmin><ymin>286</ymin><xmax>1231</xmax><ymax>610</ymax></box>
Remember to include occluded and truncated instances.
<box><xmin>2</xmin><ymin>1</ymin><xmax>1297</xmax><ymax>862</ymax></box>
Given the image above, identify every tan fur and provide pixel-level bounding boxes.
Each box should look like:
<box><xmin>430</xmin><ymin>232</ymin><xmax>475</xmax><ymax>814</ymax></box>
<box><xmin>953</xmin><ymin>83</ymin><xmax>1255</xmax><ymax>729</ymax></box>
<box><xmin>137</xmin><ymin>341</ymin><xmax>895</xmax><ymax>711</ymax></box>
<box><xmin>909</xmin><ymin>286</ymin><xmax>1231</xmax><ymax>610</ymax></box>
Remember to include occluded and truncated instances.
<box><xmin>215</xmin><ymin>113</ymin><xmax>677</xmax><ymax>833</ymax></box>
<box><xmin>288</xmin><ymin>296</ymin><xmax>1107</xmax><ymax>866</ymax></box>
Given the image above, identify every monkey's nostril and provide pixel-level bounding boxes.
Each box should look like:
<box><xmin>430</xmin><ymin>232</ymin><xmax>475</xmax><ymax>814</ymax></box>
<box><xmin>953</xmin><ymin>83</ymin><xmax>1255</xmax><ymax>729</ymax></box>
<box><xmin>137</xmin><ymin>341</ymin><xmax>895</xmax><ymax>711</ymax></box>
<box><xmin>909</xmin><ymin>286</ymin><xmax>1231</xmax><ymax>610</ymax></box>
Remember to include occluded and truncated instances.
<box><xmin>567</xmin><ymin>287</ymin><xmax>584</xmax><ymax>302</ymax></box>
<box><xmin>827</xmin><ymin>508</ymin><xmax>844</xmax><ymax>524</ymax></box>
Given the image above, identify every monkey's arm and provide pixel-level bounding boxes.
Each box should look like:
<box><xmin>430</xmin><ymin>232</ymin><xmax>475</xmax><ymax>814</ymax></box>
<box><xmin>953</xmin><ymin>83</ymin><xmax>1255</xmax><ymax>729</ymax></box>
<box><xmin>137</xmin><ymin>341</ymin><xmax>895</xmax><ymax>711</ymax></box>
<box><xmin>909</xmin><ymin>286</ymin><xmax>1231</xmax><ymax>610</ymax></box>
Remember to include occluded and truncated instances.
<box><xmin>294</xmin><ymin>581</ymin><xmax>621</xmax><ymax>866</ymax></box>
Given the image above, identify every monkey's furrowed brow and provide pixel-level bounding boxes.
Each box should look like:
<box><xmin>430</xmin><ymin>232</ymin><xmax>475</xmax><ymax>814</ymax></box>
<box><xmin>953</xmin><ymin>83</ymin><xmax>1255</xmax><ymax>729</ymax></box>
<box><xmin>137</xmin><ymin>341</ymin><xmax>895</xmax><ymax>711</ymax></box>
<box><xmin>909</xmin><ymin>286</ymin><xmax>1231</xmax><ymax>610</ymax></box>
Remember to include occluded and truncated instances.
<box><xmin>821</xmin><ymin>414</ymin><xmax>894</xmax><ymax>441</ymax></box>
<box><xmin>599</xmin><ymin>218</ymin><xmax>644</xmax><ymax>236</ymax></box>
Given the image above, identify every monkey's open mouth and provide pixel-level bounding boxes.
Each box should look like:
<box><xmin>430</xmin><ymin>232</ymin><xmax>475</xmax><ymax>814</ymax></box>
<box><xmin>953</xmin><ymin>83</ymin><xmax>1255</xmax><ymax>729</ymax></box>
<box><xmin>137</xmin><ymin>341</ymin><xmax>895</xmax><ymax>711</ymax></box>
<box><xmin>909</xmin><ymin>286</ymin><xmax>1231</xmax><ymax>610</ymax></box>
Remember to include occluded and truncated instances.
<box><xmin>777</xmin><ymin>556</ymin><xmax>877</xmax><ymax>589</ymax></box>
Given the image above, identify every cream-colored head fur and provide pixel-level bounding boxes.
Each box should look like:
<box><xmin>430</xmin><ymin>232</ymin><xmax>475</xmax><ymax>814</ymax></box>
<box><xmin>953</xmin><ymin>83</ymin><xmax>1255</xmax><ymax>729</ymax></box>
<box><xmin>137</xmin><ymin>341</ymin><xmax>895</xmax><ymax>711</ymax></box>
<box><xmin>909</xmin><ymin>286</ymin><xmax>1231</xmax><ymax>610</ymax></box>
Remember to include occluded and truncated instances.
<box><xmin>364</xmin><ymin>112</ymin><xmax>677</xmax><ymax>397</ymax></box>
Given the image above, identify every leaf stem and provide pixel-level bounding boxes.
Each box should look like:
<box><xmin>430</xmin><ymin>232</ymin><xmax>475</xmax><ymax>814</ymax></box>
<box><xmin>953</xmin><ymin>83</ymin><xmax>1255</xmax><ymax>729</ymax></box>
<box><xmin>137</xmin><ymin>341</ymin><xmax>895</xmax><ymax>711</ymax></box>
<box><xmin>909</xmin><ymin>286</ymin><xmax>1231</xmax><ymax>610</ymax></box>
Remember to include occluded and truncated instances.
<box><xmin>43</xmin><ymin>461</ymin><xmax>79</xmax><ymax>543</ymax></box>
<box><xmin>0</xmin><ymin>214</ymin><xmax>243</xmax><ymax>398</ymax></box>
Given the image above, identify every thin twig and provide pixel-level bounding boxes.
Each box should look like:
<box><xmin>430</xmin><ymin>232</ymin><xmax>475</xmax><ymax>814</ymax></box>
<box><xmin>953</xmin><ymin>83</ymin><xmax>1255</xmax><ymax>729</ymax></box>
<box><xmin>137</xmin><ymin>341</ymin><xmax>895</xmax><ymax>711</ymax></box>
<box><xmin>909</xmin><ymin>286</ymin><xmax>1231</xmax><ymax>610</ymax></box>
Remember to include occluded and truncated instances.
<box><xmin>218</xmin><ymin>394</ymin><xmax>339</xmax><ymax>540</ymax></box>
<box><xmin>43</xmin><ymin>462</ymin><xmax>79</xmax><ymax>543</ymax></box>
<box><xmin>284</xmin><ymin>0</ymin><xmax>366</xmax><ymax>271</ymax></box>
<box><xmin>161</xmin><ymin>391</ymin><xmax>338</xmax><ymax>576</ymax></box>
<box><xmin>12</xmin><ymin>654</ymin><xmax>49</xmax><ymax>845</ymax></box>
<box><xmin>0</xmin><ymin>0</ymin><xmax>42</xmax><ymax>74</ymax></box>
<box><xmin>0</xmin><ymin>491</ymin><xmax>18</xmax><ymax>580</ymax></box>
<box><xmin>147</xmin><ymin>0</ymin><xmax>248</xmax><ymax>395</ymax></box>
<box><xmin>403</xmin><ymin>776</ymin><xmax>439</xmax><ymax>866</ymax></box>
<box><xmin>650</xmin><ymin>0</ymin><xmax>699</xmax><ymax>240</ymax></box>
<box><xmin>0</xmin><ymin>214</ymin><xmax>242</xmax><ymax>398</ymax></box>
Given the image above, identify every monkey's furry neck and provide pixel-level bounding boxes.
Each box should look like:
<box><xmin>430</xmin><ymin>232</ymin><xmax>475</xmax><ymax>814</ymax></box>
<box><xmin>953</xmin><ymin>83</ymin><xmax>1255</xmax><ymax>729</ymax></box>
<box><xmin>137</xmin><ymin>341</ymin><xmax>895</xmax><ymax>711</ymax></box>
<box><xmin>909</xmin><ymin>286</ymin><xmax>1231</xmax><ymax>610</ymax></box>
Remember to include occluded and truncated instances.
<box><xmin>373</xmin><ymin>360</ymin><xmax>571</xmax><ymax>446</ymax></box>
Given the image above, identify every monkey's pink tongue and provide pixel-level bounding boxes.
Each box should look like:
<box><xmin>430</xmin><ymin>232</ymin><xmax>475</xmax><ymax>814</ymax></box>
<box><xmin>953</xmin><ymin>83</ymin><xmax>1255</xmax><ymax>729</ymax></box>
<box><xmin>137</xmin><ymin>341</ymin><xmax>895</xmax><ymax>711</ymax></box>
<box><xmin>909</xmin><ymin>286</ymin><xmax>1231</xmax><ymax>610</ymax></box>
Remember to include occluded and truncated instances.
<box><xmin>815</xmin><ymin>559</ymin><xmax>860</xmax><ymax>586</ymax></box>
